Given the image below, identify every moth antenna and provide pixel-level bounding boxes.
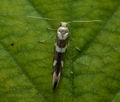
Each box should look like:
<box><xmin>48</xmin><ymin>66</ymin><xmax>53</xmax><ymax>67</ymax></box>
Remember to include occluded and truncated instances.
<box><xmin>47</xmin><ymin>27</ymin><xmax>56</xmax><ymax>31</ymax></box>
<box><xmin>0</xmin><ymin>14</ymin><xmax>57</xmax><ymax>21</ymax></box>
<box><xmin>27</xmin><ymin>16</ymin><xmax>57</xmax><ymax>21</ymax></box>
<box><xmin>68</xmin><ymin>20</ymin><xmax>102</xmax><ymax>23</ymax></box>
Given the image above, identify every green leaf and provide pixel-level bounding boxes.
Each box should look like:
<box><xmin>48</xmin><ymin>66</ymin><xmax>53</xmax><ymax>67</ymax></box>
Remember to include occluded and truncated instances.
<box><xmin>0</xmin><ymin>0</ymin><xmax>120</xmax><ymax>102</ymax></box>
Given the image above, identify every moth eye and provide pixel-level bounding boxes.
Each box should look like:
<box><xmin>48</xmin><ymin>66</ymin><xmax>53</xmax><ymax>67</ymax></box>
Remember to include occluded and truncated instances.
<box><xmin>59</xmin><ymin>29</ymin><xmax>62</xmax><ymax>32</ymax></box>
<box><xmin>60</xmin><ymin>23</ymin><xmax>62</xmax><ymax>26</ymax></box>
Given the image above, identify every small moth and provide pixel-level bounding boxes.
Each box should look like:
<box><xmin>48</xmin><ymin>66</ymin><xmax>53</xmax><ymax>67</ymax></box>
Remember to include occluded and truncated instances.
<box><xmin>51</xmin><ymin>20</ymin><xmax>102</xmax><ymax>89</ymax></box>
<box><xmin>52</xmin><ymin>22</ymin><xmax>69</xmax><ymax>89</ymax></box>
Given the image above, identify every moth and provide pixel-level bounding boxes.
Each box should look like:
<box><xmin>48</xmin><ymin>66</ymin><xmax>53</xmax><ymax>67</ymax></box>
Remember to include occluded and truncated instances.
<box><xmin>52</xmin><ymin>22</ymin><xmax>69</xmax><ymax>89</ymax></box>
<box><xmin>51</xmin><ymin>20</ymin><xmax>102</xmax><ymax>89</ymax></box>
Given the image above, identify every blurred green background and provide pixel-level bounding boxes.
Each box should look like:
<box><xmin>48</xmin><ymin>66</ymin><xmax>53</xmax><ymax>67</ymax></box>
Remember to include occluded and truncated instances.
<box><xmin>0</xmin><ymin>0</ymin><xmax>120</xmax><ymax>102</ymax></box>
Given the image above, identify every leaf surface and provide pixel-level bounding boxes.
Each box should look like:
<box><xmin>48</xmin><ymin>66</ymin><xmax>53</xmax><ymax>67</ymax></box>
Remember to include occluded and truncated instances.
<box><xmin>0</xmin><ymin>0</ymin><xmax>120</xmax><ymax>102</ymax></box>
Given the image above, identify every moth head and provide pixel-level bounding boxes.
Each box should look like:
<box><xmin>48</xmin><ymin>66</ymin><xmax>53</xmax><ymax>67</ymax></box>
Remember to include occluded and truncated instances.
<box><xmin>57</xmin><ymin>22</ymin><xmax>69</xmax><ymax>40</ymax></box>
<box><xmin>60</xmin><ymin>22</ymin><xmax>68</xmax><ymax>27</ymax></box>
